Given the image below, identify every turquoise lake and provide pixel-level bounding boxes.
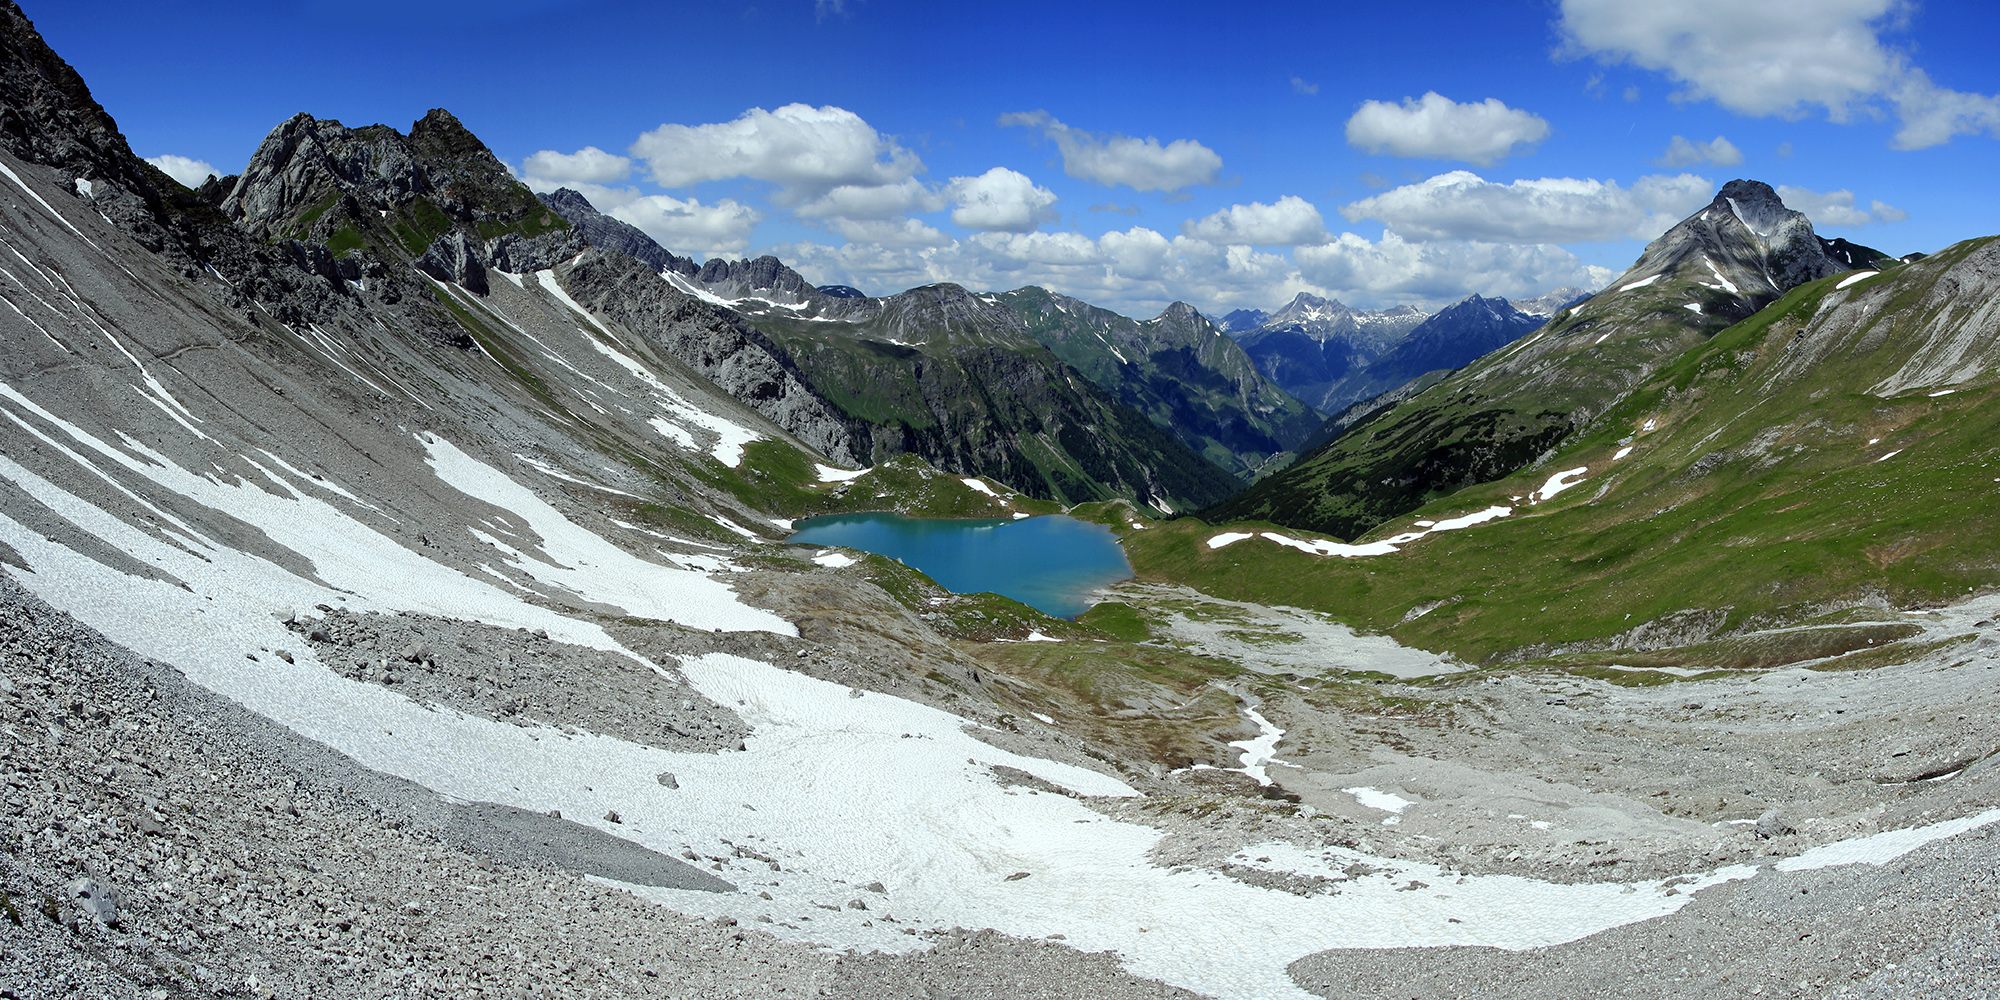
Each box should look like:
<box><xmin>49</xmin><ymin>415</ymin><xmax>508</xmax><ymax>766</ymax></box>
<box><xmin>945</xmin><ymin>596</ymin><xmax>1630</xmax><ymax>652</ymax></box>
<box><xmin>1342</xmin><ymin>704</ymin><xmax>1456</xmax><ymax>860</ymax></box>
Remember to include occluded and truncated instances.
<box><xmin>786</xmin><ymin>513</ymin><xmax>1133</xmax><ymax>619</ymax></box>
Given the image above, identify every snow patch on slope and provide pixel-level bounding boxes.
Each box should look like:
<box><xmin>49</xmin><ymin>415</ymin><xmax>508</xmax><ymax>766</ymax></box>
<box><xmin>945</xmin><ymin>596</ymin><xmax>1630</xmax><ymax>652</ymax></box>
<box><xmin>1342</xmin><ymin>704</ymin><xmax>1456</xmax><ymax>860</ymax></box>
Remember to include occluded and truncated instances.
<box><xmin>815</xmin><ymin>464</ymin><xmax>869</xmax><ymax>482</ymax></box>
<box><xmin>1205</xmin><ymin>505</ymin><xmax>1513</xmax><ymax>562</ymax></box>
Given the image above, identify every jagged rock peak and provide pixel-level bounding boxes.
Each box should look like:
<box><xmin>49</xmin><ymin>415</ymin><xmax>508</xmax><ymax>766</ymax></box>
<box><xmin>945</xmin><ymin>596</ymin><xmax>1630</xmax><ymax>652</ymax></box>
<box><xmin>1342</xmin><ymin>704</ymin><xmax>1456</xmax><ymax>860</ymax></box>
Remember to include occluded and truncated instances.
<box><xmin>1627</xmin><ymin>178</ymin><xmax>1841</xmax><ymax>300</ymax></box>
<box><xmin>1268</xmin><ymin>291</ymin><xmax>1350</xmax><ymax>322</ymax></box>
<box><xmin>695</xmin><ymin>255</ymin><xmax>815</xmax><ymax>298</ymax></box>
<box><xmin>538</xmin><ymin>187</ymin><xmax>698</xmax><ymax>277</ymax></box>
<box><xmin>218</xmin><ymin>108</ymin><xmax>579</xmax><ymax>281</ymax></box>
<box><xmin>1514</xmin><ymin>286</ymin><xmax>1591</xmax><ymax>317</ymax></box>
<box><xmin>1154</xmin><ymin>301</ymin><xmax>1207</xmax><ymax>327</ymax></box>
<box><xmin>1712</xmin><ymin>179</ymin><xmax>1790</xmax><ymax>237</ymax></box>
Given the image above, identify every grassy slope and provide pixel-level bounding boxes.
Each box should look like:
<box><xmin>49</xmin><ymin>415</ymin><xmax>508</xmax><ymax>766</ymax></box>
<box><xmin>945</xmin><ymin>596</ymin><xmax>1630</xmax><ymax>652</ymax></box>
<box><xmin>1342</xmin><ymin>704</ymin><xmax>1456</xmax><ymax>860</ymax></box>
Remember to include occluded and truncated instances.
<box><xmin>1131</xmin><ymin>239</ymin><xmax>2000</xmax><ymax>664</ymax></box>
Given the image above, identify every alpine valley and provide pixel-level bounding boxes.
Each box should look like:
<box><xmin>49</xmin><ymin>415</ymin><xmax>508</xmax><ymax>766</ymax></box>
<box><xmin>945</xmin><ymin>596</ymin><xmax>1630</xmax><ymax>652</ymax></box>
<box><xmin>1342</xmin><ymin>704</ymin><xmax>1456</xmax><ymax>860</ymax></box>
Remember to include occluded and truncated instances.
<box><xmin>4</xmin><ymin>5</ymin><xmax>2000</xmax><ymax>1000</ymax></box>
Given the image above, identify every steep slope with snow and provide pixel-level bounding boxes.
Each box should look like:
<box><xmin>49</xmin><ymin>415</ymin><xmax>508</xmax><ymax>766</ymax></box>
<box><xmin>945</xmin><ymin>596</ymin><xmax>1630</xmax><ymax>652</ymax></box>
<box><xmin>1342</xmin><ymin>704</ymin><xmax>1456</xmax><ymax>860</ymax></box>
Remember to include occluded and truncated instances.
<box><xmin>9</xmin><ymin>10</ymin><xmax>2000</xmax><ymax>1000</ymax></box>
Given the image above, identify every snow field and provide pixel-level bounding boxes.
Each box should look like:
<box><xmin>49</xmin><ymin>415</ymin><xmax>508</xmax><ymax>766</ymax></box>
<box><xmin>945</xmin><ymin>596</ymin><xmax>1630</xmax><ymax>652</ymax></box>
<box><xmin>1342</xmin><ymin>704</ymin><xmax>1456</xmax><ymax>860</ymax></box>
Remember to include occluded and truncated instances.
<box><xmin>1203</xmin><ymin>505</ymin><xmax>1512</xmax><ymax>561</ymax></box>
<box><xmin>1531</xmin><ymin>467</ymin><xmax>1590</xmax><ymax>503</ymax></box>
<box><xmin>1343</xmin><ymin>787</ymin><xmax>1416</xmax><ymax>814</ymax></box>
<box><xmin>1226</xmin><ymin>706</ymin><xmax>1288</xmax><ymax>785</ymax></box>
<box><xmin>619</xmin><ymin>655</ymin><xmax>1815</xmax><ymax>1000</ymax></box>
<box><xmin>815</xmin><ymin>463</ymin><xmax>870</xmax><ymax>482</ymax></box>
<box><xmin>1775</xmin><ymin>809</ymin><xmax>2000</xmax><ymax>871</ymax></box>
<box><xmin>425</xmin><ymin>435</ymin><xmax>791</xmax><ymax>634</ymax></box>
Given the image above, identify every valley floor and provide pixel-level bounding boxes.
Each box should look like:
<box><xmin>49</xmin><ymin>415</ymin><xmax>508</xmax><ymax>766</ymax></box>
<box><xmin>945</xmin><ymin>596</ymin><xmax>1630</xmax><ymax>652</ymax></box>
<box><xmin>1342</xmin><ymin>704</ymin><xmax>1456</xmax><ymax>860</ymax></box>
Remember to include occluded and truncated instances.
<box><xmin>6</xmin><ymin>558</ymin><xmax>1999</xmax><ymax>999</ymax></box>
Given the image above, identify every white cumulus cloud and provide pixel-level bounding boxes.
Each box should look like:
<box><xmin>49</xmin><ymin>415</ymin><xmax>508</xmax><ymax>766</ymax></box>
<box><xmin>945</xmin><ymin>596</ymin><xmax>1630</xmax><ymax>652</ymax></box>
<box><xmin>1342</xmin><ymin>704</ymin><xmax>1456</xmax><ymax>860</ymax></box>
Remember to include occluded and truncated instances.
<box><xmin>998</xmin><ymin>111</ymin><xmax>1222</xmax><ymax>191</ymax></box>
<box><xmin>1558</xmin><ymin>0</ymin><xmax>2000</xmax><ymax>150</ymax></box>
<box><xmin>821</xmin><ymin>217</ymin><xmax>951</xmax><ymax>248</ymax></box>
<box><xmin>630</xmin><ymin>104</ymin><xmax>923</xmax><ymax>200</ymax></box>
<box><xmin>611</xmin><ymin>194</ymin><xmax>762</xmax><ymax>256</ymax></box>
<box><xmin>1296</xmin><ymin>232</ymin><xmax>1614</xmax><ymax>303</ymax></box>
<box><xmin>793</xmin><ymin>177</ymin><xmax>944</xmax><ymax>221</ymax></box>
<box><xmin>146</xmin><ymin>154</ymin><xmax>220</xmax><ymax>189</ymax></box>
<box><xmin>1340</xmin><ymin>170</ymin><xmax>1716</xmax><ymax>244</ymax></box>
<box><xmin>1655</xmin><ymin>135</ymin><xmax>1743</xmax><ymax>167</ymax></box>
<box><xmin>1181</xmin><ymin>196</ymin><xmax>1329</xmax><ymax>246</ymax></box>
<box><xmin>521</xmin><ymin>146</ymin><xmax>632</xmax><ymax>185</ymax></box>
<box><xmin>1775</xmin><ymin>185</ymin><xmax>1907</xmax><ymax>227</ymax></box>
<box><xmin>770</xmin><ymin>220</ymin><xmax>1608</xmax><ymax>319</ymax></box>
<box><xmin>943</xmin><ymin>168</ymin><xmax>1059</xmax><ymax>233</ymax></box>
<box><xmin>1344</xmin><ymin>93</ymin><xmax>1551</xmax><ymax>165</ymax></box>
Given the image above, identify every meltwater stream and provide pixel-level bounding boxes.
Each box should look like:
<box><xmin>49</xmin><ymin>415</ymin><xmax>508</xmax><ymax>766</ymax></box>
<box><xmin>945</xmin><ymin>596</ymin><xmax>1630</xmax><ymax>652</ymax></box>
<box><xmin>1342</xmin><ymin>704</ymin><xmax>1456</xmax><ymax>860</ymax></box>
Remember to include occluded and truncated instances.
<box><xmin>786</xmin><ymin>512</ymin><xmax>1133</xmax><ymax>618</ymax></box>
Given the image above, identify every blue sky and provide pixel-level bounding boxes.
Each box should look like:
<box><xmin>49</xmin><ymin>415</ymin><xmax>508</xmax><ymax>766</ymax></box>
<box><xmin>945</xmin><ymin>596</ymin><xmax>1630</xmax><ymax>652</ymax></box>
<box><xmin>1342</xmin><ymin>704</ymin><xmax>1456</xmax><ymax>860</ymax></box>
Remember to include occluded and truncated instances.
<box><xmin>33</xmin><ymin>0</ymin><xmax>2000</xmax><ymax>316</ymax></box>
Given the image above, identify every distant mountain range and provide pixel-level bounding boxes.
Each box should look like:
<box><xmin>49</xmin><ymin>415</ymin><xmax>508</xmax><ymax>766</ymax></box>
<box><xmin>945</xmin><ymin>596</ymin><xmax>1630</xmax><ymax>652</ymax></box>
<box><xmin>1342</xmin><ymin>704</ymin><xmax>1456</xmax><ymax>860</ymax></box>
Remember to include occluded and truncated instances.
<box><xmin>1202</xmin><ymin>180</ymin><xmax>1893</xmax><ymax>539</ymax></box>
<box><xmin>1226</xmin><ymin>289</ymin><xmax>1588</xmax><ymax>421</ymax></box>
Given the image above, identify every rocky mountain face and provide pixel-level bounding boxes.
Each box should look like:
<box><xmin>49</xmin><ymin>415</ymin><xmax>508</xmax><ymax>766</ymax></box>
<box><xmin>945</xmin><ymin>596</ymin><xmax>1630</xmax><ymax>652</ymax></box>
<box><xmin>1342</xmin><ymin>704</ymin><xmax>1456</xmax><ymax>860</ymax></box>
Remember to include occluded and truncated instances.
<box><xmin>999</xmin><ymin>287</ymin><xmax>1323</xmax><ymax>481</ymax></box>
<box><xmin>1202</xmin><ymin>181</ymin><xmax>1868</xmax><ymax>539</ymax></box>
<box><xmin>1819</xmin><ymin>236</ymin><xmax>1896</xmax><ymax>270</ymax></box>
<box><xmin>219</xmin><ymin>109</ymin><xmax>586</xmax><ymax>292</ymax></box>
<box><xmin>1214</xmin><ymin>307</ymin><xmax>1267</xmax><ymax>333</ymax></box>
<box><xmin>537</xmin><ymin>187</ymin><xmax>698</xmax><ymax>277</ymax></box>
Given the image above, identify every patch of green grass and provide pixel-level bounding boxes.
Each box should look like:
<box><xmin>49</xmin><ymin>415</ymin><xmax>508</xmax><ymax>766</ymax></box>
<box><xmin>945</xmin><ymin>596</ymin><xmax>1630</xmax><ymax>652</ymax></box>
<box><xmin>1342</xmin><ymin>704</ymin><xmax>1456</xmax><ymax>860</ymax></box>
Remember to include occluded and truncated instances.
<box><xmin>292</xmin><ymin>190</ymin><xmax>340</xmax><ymax>233</ymax></box>
<box><xmin>327</xmin><ymin>225</ymin><xmax>365</xmax><ymax>256</ymax></box>
<box><xmin>1806</xmin><ymin>632</ymin><xmax>1978</xmax><ymax>672</ymax></box>
<box><xmin>1077</xmin><ymin>601</ymin><xmax>1151</xmax><ymax>641</ymax></box>
<box><xmin>392</xmin><ymin>197</ymin><xmax>455</xmax><ymax>254</ymax></box>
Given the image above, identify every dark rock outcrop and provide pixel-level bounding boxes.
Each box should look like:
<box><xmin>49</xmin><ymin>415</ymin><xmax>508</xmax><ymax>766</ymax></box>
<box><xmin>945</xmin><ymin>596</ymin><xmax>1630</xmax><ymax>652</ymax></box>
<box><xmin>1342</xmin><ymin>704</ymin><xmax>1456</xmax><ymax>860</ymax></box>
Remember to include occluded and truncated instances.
<box><xmin>537</xmin><ymin>187</ymin><xmax>697</xmax><ymax>277</ymax></box>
